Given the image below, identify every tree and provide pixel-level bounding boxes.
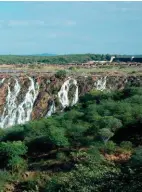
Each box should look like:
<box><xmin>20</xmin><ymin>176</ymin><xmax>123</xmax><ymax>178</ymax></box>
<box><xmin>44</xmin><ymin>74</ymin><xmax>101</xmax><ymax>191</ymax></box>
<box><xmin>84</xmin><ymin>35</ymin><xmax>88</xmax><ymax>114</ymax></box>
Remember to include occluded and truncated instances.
<box><xmin>100</xmin><ymin>116</ymin><xmax>123</xmax><ymax>132</ymax></box>
<box><xmin>99</xmin><ymin>128</ymin><xmax>114</xmax><ymax>144</ymax></box>
<box><xmin>8</xmin><ymin>156</ymin><xmax>27</xmax><ymax>173</ymax></box>
<box><xmin>44</xmin><ymin>160</ymin><xmax>120</xmax><ymax>192</ymax></box>
<box><xmin>46</xmin><ymin>126</ymin><xmax>69</xmax><ymax>148</ymax></box>
<box><xmin>55</xmin><ymin>70</ymin><xmax>67</xmax><ymax>79</ymax></box>
<box><xmin>0</xmin><ymin>141</ymin><xmax>27</xmax><ymax>173</ymax></box>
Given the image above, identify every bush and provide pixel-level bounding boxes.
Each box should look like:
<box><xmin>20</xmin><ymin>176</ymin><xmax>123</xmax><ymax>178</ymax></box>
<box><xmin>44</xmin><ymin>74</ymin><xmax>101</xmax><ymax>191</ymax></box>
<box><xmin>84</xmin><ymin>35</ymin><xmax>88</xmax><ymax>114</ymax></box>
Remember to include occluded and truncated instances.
<box><xmin>55</xmin><ymin>70</ymin><xmax>67</xmax><ymax>79</ymax></box>
<box><xmin>56</xmin><ymin>152</ymin><xmax>68</xmax><ymax>161</ymax></box>
<box><xmin>20</xmin><ymin>180</ymin><xmax>39</xmax><ymax>191</ymax></box>
<box><xmin>8</xmin><ymin>156</ymin><xmax>27</xmax><ymax>173</ymax></box>
<box><xmin>102</xmin><ymin>141</ymin><xmax>116</xmax><ymax>154</ymax></box>
<box><xmin>120</xmin><ymin>141</ymin><xmax>133</xmax><ymax>151</ymax></box>
<box><xmin>68</xmin><ymin>66</ymin><xmax>76</xmax><ymax>71</ymax></box>
<box><xmin>0</xmin><ymin>170</ymin><xmax>13</xmax><ymax>191</ymax></box>
<box><xmin>0</xmin><ymin>141</ymin><xmax>27</xmax><ymax>172</ymax></box>
<box><xmin>44</xmin><ymin>162</ymin><xmax>120</xmax><ymax>192</ymax></box>
<box><xmin>130</xmin><ymin>147</ymin><xmax>142</xmax><ymax>167</ymax></box>
<box><xmin>46</xmin><ymin>126</ymin><xmax>69</xmax><ymax>148</ymax></box>
<box><xmin>99</xmin><ymin>128</ymin><xmax>114</xmax><ymax>144</ymax></box>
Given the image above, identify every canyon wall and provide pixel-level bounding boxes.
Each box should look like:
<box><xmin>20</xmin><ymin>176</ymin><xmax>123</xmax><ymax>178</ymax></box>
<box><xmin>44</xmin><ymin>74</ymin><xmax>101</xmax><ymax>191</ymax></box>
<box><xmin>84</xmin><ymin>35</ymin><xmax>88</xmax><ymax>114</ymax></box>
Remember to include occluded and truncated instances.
<box><xmin>0</xmin><ymin>74</ymin><xmax>142</xmax><ymax>128</ymax></box>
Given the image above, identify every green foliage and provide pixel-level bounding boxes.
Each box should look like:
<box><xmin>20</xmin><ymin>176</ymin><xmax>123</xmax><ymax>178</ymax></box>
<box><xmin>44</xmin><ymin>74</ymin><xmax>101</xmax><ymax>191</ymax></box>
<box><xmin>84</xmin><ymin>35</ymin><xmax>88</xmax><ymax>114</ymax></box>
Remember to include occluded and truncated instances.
<box><xmin>20</xmin><ymin>180</ymin><xmax>39</xmax><ymax>192</ymax></box>
<box><xmin>46</xmin><ymin>126</ymin><xmax>69</xmax><ymax>147</ymax></box>
<box><xmin>99</xmin><ymin>128</ymin><xmax>114</xmax><ymax>144</ymax></box>
<box><xmin>8</xmin><ymin>156</ymin><xmax>27</xmax><ymax>173</ymax></box>
<box><xmin>55</xmin><ymin>70</ymin><xmax>67</xmax><ymax>79</ymax></box>
<box><xmin>56</xmin><ymin>152</ymin><xmax>68</xmax><ymax>161</ymax></box>
<box><xmin>102</xmin><ymin>141</ymin><xmax>117</xmax><ymax>154</ymax></box>
<box><xmin>0</xmin><ymin>54</ymin><xmax>112</xmax><ymax>65</ymax></box>
<box><xmin>0</xmin><ymin>170</ymin><xmax>13</xmax><ymax>191</ymax></box>
<box><xmin>120</xmin><ymin>141</ymin><xmax>133</xmax><ymax>151</ymax></box>
<box><xmin>130</xmin><ymin>147</ymin><xmax>142</xmax><ymax>167</ymax></box>
<box><xmin>100</xmin><ymin>116</ymin><xmax>122</xmax><ymax>132</ymax></box>
<box><xmin>87</xmin><ymin>146</ymin><xmax>104</xmax><ymax>162</ymax></box>
<box><xmin>68</xmin><ymin>66</ymin><xmax>76</xmax><ymax>71</ymax></box>
<box><xmin>0</xmin><ymin>141</ymin><xmax>27</xmax><ymax>158</ymax></box>
<box><xmin>0</xmin><ymin>128</ymin><xmax>5</xmax><ymax>139</ymax></box>
<box><xmin>0</xmin><ymin>86</ymin><xmax>142</xmax><ymax>191</ymax></box>
<box><xmin>44</xmin><ymin>161</ymin><xmax>120</xmax><ymax>192</ymax></box>
<box><xmin>0</xmin><ymin>141</ymin><xmax>27</xmax><ymax>172</ymax></box>
<box><xmin>44</xmin><ymin>158</ymin><xmax>142</xmax><ymax>192</ymax></box>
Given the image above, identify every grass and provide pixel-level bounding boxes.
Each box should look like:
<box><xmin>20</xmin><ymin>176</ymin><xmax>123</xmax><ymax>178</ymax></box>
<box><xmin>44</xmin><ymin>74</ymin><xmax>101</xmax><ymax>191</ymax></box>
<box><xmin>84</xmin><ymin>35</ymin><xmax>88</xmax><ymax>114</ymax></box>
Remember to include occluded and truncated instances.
<box><xmin>0</xmin><ymin>64</ymin><xmax>142</xmax><ymax>76</ymax></box>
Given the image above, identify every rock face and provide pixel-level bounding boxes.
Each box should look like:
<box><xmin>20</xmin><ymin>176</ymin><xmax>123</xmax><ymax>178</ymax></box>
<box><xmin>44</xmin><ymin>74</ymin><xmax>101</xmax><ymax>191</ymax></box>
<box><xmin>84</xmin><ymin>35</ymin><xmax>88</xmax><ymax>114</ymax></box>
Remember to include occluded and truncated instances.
<box><xmin>0</xmin><ymin>74</ymin><xmax>142</xmax><ymax>128</ymax></box>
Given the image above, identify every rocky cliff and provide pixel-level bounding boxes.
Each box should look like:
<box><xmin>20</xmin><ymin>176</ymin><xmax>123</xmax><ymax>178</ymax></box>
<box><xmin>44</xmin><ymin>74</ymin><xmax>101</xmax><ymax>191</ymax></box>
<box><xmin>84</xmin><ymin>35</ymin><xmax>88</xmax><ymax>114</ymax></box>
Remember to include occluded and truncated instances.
<box><xmin>0</xmin><ymin>73</ymin><xmax>142</xmax><ymax>128</ymax></box>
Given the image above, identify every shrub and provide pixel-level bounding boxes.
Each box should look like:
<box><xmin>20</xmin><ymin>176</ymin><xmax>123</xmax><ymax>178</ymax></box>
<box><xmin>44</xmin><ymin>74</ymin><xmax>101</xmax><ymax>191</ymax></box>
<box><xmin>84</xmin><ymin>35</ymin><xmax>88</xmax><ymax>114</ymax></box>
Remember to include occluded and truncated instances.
<box><xmin>56</xmin><ymin>152</ymin><xmax>68</xmax><ymax>161</ymax></box>
<box><xmin>70</xmin><ymin>151</ymin><xmax>90</xmax><ymax>163</ymax></box>
<box><xmin>8</xmin><ymin>156</ymin><xmax>27</xmax><ymax>173</ymax></box>
<box><xmin>20</xmin><ymin>180</ymin><xmax>39</xmax><ymax>191</ymax></box>
<box><xmin>120</xmin><ymin>141</ymin><xmax>133</xmax><ymax>151</ymax></box>
<box><xmin>0</xmin><ymin>141</ymin><xmax>27</xmax><ymax>172</ymax></box>
<box><xmin>102</xmin><ymin>141</ymin><xmax>117</xmax><ymax>154</ymax></box>
<box><xmin>44</xmin><ymin>162</ymin><xmax>120</xmax><ymax>192</ymax></box>
<box><xmin>55</xmin><ymin>70</ymin><xmax>67</xmax><ymax>79</ymax></box>
<box><xmin>68</xmin><ymin>66</ymin><xmax>76</xmax><ymax>71</ymax></box>
<box><xmin>99</xmin><ymin>128</ymin><xmax>114</xmax><ymax>144</ymax></box>
<box><xmin>130</xmin><ymin>147</ymin><xmax>142</xmax><ymax>167</ymax></box>
<box><xmin>0</xmin><ymin>170</ymin><xmax>13</xmax><ymax>191</ymax></box>
<box><xmin>46</xmin><ymin>126</ymin><xmax>69</xmax><ymax>148</ymax></box>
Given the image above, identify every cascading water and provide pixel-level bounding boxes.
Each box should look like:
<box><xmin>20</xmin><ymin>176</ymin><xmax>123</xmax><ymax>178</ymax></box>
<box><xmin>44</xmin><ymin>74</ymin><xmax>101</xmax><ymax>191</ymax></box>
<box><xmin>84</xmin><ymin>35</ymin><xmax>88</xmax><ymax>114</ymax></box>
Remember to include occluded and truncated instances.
<box><xmin>0</xmin><ymin>74</ymin><xmax>141</xmax><ymax>128</ymax></box>
<box><xmin>0</xmin><ymin>78</ymin><xmax>5</xmax><ymax>85</ymax></box>
<box><xmin>94</xmin><ymin>76</ymin><xmax>107</xmax><ymax>91</ymax></box>
<box><xmin>0</xmin><ymin>77</ymin><xmax>39</xmax><ymax>128</ymax></box>
<box><xmin>72</xmin><ymin>81</ymin><xmax>79</xmax><ymax>106</ymax></box>
<box><xmin>46</xmin><ymin>101</ymin><xmax>56</xmax><ymax>117</ymax></box>
<box><xmin>0</xmin><ymin>78</ymin><xmax>21</xmax><ymax>128</ymax></box>
<box><xmin>58</xmin><ymin>78</ymin><xmax>79</xmax><ymax>109</ymax></box>
<box><xmin>16</xmin><ymin>77</ymin><xmax>39</xmax><ymax>125</ymax></box>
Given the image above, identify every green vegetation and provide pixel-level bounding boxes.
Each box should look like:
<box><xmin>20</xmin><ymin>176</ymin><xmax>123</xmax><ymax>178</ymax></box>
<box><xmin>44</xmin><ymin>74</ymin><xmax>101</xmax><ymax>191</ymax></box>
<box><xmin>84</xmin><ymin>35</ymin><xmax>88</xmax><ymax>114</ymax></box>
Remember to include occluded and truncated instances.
<box><xmin>55</xmin><ymin>70</ymin><xmax>67</xmax><ymax>79</ymax></box>
<box><xmin>0</xmin><ymin>87</ymin><xmax>142</xmax><ymax>191</ymax></box>
<box><xmin>0</xmin><ymin>141</ymin><xmax>27</xmax><ymax>173</ymax></box>
<box><xmin>0</xmin><ymin>54</ymin><xmax>111</xmax><ymax>64</ymax></box>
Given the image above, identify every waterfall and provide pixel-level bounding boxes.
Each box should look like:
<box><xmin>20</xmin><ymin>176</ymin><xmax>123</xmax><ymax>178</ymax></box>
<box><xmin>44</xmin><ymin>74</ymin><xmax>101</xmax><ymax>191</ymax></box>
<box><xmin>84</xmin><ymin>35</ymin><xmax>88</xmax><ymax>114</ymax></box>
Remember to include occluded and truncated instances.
<box><xmin>16</xmin><ymin>77</ymin><xmax>39</xmax><ymax>125</ymax></box>
<box><xmin>46</xmin><ymin>101</ymin><xmax>56</xmax><ymax>117</ymax></box>
<box><xmin>94</xmin><ymin>76</ymin><xmax>107</xmax><ymax>91</ymax></box>
<box><xmin>58</xmin><ymin>78</ymin><xmax>78</xmax><ymax>109</ymax></box>
<box><xmin>71</xmin><ymin>80</ymin><xmax>78</xmax><ymax>106</ymax></box>
<box><xmin>0</xmin><ymin>77</ymin><xmax>39</xmax><ymax>128</ymax></box>
<box><xmin>0</xmin><ymin>78</ymin><xmax>5</xmax><ymax>85</ymax></box>
<box><xmin>0</xmin><ymin>78</ymin><xmax>21</xmax><ymax>128</ymax></box>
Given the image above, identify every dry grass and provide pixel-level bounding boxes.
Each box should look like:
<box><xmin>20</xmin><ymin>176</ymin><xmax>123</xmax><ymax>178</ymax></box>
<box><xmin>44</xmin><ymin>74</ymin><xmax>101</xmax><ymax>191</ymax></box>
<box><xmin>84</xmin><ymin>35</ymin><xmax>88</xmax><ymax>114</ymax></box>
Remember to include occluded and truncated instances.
<box><xmin>0</xmin><ymin>64</ymin><xmax>142</xmax><ymax>76</ymax></box>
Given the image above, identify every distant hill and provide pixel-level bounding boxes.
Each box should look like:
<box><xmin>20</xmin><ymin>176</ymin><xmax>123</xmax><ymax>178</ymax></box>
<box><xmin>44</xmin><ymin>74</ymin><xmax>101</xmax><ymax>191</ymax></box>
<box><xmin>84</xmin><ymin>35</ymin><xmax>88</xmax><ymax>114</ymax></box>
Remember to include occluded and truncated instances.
<box><xmin>32</xmin><ymin>53</ymin><xmax>57</xmax><ymax>56</ymax></box>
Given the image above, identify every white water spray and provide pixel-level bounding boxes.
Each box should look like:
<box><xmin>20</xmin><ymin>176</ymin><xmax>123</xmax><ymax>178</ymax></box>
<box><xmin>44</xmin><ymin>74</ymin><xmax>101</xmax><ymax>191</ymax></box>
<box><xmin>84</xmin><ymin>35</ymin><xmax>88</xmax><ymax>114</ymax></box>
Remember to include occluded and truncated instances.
<box><xmin>58</xmin><ymin>78</ymin><xmax>78</xmax><ymax>109</ymax></box>
<box><xmin>16</xmin><ymin>77</ymin><xmax>39</xmax><ymax>125</ymax></box>
<box><xmin>0</xmin><ymin>77</ymin><xmax>39</xmax><ymax>128</ymax></box>
<box><xmin>0</xmin><ymin>78</ymin><xmax>21</xmax><ymax>128</ymax></box>
<box><xmin>94</xmin><ymin>76</ymin><xmax>107</xmax><ymax>91</ymax></box>
<box><xmin>46</xmin><ymin>101</ymin><xmax>56</xmax><ymax>117</ymax></box>
<box><xmin>0</xmin><ymin>78</ymin><xmax>5</xmax><ymax>85</ymax></box>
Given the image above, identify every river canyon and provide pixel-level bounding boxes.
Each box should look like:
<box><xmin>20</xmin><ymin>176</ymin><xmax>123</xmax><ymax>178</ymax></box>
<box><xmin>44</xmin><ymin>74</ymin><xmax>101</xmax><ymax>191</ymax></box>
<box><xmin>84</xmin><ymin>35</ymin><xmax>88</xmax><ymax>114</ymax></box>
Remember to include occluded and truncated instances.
<box><xmin>0</xmin><ymin>73</ymin><xmax>142</xmax><ymax>128</ymax></box>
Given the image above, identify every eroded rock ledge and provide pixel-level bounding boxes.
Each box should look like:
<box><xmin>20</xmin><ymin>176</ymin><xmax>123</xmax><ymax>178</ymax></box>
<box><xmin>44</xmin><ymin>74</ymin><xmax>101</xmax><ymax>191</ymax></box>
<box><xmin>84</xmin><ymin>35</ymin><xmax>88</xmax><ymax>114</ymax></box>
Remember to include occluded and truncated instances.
<box><xmin>0</xmin><ymin>73</ymin><xmax>142</xmax><ymax>128</ymax></box>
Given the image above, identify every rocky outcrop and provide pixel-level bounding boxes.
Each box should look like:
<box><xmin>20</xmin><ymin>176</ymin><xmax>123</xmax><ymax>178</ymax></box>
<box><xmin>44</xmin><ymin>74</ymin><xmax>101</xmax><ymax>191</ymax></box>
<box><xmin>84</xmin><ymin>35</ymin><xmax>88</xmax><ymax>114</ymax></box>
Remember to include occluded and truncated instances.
<box><xmin>0</xmin><ymin>74</ymin><xmax>142</xmax><ymax>128</ymax></box>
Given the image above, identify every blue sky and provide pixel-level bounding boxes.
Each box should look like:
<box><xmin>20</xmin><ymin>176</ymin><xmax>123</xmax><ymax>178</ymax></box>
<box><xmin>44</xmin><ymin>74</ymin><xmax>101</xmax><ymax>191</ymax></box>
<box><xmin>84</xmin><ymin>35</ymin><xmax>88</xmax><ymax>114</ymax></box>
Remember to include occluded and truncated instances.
<box><xmin>0</xmin><ymin>1</ymin><xmax>142</xmax><ymax>55</ymax></box>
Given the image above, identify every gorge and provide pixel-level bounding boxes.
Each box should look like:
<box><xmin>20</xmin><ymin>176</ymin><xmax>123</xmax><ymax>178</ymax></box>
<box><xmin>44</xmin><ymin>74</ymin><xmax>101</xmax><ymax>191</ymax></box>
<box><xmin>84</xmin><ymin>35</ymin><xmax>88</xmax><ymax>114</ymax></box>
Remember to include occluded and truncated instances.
<box><xmin>0</xmin><ymin>73</ymin><xmax>142</xmax><ymax>128</ymax></box>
